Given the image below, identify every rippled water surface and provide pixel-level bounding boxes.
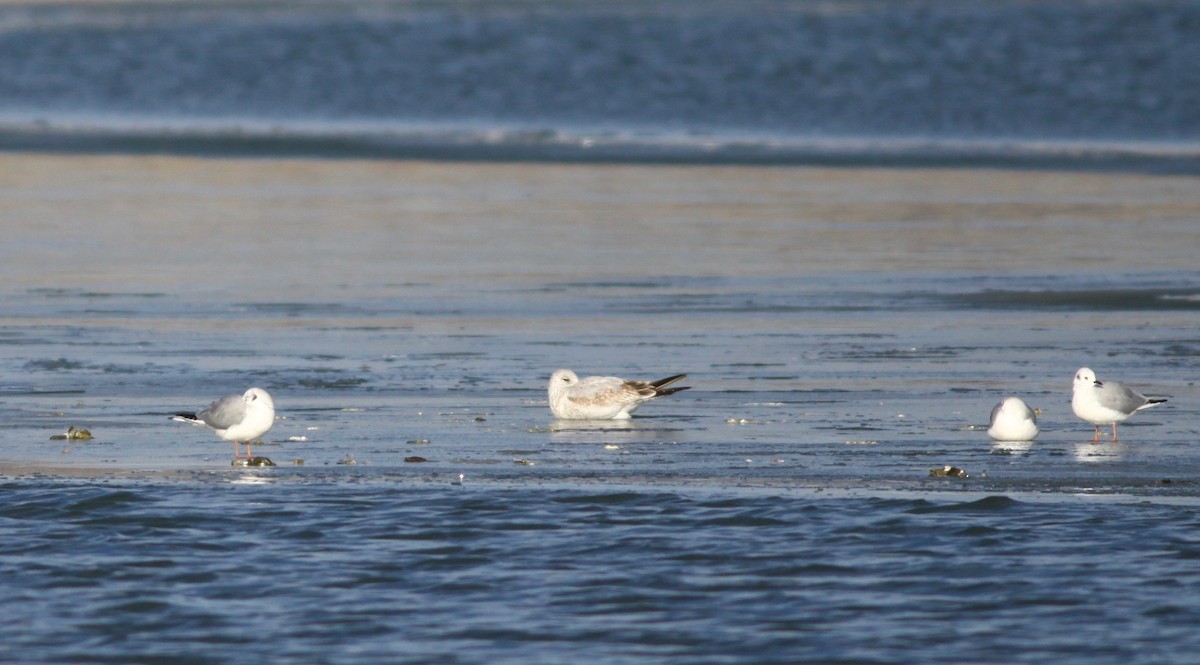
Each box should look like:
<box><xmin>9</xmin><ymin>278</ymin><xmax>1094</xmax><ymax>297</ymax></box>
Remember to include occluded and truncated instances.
<box><xmin>2</xmin><ymin>0</ymin><xmax>1199</xmax><ymax>167</ymax></box>
<box><xmin>4</xmin><ymin>483</ymin><xmax>1200</xmax><ymax>665</ymax></box>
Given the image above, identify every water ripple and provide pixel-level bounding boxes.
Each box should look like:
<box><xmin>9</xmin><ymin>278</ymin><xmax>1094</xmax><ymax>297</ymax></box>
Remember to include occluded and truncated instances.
<box><xmin>2</xmin><ymin>482</ymin><xmax>1199</xmax><ymax>663</ymax></box>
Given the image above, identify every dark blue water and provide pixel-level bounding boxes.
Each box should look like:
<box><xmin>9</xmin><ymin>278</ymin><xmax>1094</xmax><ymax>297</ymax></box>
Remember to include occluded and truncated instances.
<box><xmin>0</xmin><ymin>0</ymin><xmax>1197</xmax><ymax>168</ymax></box>
<box><xmin>3</xmin><ymin>481</ymin><xmax>1200</xmax><ymax>665</ymax></box>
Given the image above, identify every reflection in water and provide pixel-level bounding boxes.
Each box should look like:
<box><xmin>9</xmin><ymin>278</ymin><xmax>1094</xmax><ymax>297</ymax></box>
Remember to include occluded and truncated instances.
<box><xmin>992</xmin><ymin>440</ymin><xmax>1033</xmax><ymax>455</ymax></box>
<box><xmin>549</xmin><ymin>419</ymin><xmax>635</xmax><ymax>446</ymax></box>
<box><xmin>230</xmin><ymin>471</ymin><xmax>275</xmax><ymax>485</ymax></box>
<box><xmin>1072</xmin><ymin>441</ymin><xmax>1123</xmax><ymax>463</ymax></box>
<box><xmin>546</xmin><ymin>418</ymin><xmax>696</xmax><ymax>447</ymax></box>
<box><xmin>550</xmin><ymin>420</ymin><xmax>635</xmax><ymax>432</ymax></box>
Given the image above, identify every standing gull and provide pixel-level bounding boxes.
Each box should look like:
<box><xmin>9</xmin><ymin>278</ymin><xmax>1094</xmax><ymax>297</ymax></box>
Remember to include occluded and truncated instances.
<box><xmin>988</xmin><ymin>396</ymin><xmax>1040</xmax><ymax>442</ymax></box>
<box><xmin>171</xmin><ymin>387</ymin><xmax>276</xmax><ymax>459</ymax></box>
<box><xmin>548</xmin><ymin>369</ymin><xmax>689</xmax><ymax>420</ymax></box>
<box><xmin>1071</xmin><ymin>368</ymin><xmax>1166</xmax><ymax>442</ymax></box>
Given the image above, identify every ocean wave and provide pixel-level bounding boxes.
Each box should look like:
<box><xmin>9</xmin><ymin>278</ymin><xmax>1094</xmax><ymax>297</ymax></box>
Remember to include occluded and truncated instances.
<box><xmin>3</xmin><ymin>113</ymin><xmax>1199</xmax><ymax>171</ymax></box>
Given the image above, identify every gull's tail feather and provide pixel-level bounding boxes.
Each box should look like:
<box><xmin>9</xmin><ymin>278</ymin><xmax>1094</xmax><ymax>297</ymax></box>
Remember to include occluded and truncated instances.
<box><xmin>1138</xmin><ymin>397</ymin><xmax>1168</xmax><ymax>411</ymax></box>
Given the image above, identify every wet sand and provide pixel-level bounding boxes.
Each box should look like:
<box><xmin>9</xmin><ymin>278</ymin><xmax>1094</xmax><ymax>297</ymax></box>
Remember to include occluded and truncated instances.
<box><xmin>2</xmin><ymin>152</ymin><xmax>1199</xmax><ymax>484</ymax></box>
<box><xmin>4</xmin><ymin>152</ymin><xmax>1199</xmax><ymax>296</ymax></box>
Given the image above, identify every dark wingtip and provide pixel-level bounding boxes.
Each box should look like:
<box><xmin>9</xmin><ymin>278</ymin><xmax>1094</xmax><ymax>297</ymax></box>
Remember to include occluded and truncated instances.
<box><xmin>170</xmin><ymin>412</ymin><xmax>199</xmax><ymax>420</ymax></box>
<box><xmin>1148</xmin><ymin>398</ymin><xmax>1168</xmax><ymax>405</ymax></box>
<box><xmin>651</xmin><ymin>373</ymin><xmax>688</xmax><ymax>389</ymax></box>
<box><xmin>656</xmin><ymin>386</ymin><xmax>691</xmax><ymax>397</ymax></box>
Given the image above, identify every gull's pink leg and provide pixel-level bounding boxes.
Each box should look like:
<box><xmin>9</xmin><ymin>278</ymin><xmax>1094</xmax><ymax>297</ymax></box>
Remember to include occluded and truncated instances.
<box><xmin>1092</xmin><ymin>426</ymin><xmax>1101</xmax><ymax>443</ymax></box>
<box><xmin>1111</xmin><ymin>423</ymin><xmax>1119</xmax><ymax>443</ymax></box>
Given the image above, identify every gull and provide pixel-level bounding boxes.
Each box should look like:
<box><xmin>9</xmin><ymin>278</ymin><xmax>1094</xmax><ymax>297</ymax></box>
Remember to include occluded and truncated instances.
<box><xmin>1071</xmin><ymin>368</ymin><xmax>1166</xmax><ymax>442</ymax></box>
<box><xmin>548</xmin><ymin>369</ymin><xmax>689</xmax><ymax>420</ymax></box>
<box><xmin>171</xmin><ymin>387</ymin><xmax>276</xmax><ymax>459</ymax></box>
<box><xmin>987</xmin><ymin>396</ymin><xmax>1040</xmax><ymax>442</ymax></box>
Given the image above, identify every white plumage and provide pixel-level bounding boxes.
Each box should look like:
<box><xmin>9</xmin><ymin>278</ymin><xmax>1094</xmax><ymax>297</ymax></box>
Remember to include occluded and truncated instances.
<box><xmin>1071</xmin><ymin>368</ymin><xmax>1166</xmax><ymax>442</ymax></box>
<box><xmin>171</xmin><ymin>387</ymin><xmax>276</xmax><ymax>459</ymax></box>
<box><xmin>987</xmin><ymin>396</ymin><xmax>1039</xmax><ymax>442</ymax></box>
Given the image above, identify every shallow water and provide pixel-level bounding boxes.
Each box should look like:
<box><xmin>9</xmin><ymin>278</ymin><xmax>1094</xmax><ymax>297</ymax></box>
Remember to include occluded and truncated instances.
<box><xmin>2</xmin><ymin>153</ymin><xmax>1200</xmax><ymax>662</ymax></box>
<box><xmin>2</xmin><ymin>156</ymin><xmax>1198</xmax><ymax>491</ymax></box>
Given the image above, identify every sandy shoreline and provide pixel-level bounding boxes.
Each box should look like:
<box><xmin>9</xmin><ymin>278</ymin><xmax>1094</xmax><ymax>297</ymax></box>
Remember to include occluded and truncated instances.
<box><xmin>3</xmin><ymin>151</ymin><xmax>1198</xmax><ymax>482</ymax></box>
<box><xmin>4</xmin><ymin>151</ymin><xmax>1199</xmax><ymax>298</ymax></box>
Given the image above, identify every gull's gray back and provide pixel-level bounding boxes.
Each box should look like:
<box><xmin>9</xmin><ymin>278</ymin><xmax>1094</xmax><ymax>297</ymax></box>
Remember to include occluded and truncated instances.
<box><xmin>1096</xmin><ymin>381</ymin><xmax>1148</xmax><ymax>414</ymax></box>
<box><xmin>198</xmin><ymin>393</ymin><xmax>247</xmax><ymax>430</ymax></box>
<box><xmin>988</xmin><ymin>402</ymin><xmax>1002</xmax><ymax>426</ymax></box>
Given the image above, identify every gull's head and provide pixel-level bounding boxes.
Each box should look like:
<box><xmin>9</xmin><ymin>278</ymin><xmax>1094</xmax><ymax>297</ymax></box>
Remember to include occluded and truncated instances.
<box><xmin>1073</xmin><ymin>368</ymin><xmax>1099</xmax><ymax>391</ymax></box>
<box><xmin>1000</xmin><ymin>396</ymin><xmax>1030</xmax><ymax>415</ymax></box>
<box><xmin>243</xmin><ymin>387</ymin><xmax>275</xmax><ymax>410</ymax></box>
<box><xmin>548</xmin><ymin>369</ymin><xmax>579</xmax><ymax>394</ymax></box>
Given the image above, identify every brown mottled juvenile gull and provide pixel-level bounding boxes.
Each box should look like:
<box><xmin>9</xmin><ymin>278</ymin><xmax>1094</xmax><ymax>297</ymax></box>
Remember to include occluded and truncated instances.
<box><xmin>548</xmin><ymin>369</ymin><xmax>689</xmax><ymax>420</ymax></box>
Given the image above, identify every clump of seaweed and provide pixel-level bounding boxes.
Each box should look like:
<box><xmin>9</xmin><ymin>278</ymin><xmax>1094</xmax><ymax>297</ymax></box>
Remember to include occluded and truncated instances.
<box><xmin>233</xmin><ymin>456</ymin><xmax>276</xmax><ymax>467</ymax></box>
<box><xmin>50</xmin><ymin>426</ymin><xmax>93</xmax><ymax>441</ymax></box>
